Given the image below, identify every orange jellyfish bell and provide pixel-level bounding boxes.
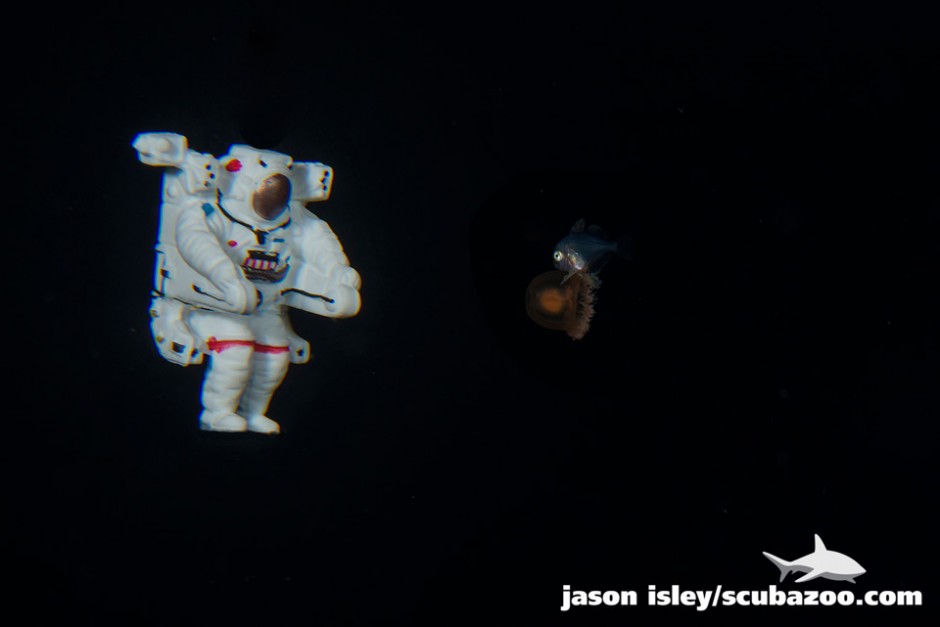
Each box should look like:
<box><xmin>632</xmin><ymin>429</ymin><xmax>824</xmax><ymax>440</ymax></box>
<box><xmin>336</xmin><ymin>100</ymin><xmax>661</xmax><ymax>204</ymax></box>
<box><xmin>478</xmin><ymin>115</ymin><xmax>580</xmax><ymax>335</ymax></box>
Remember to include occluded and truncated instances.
<box><xmin>525</xmin><ymin>270</ymin><xmax>599</xmax><ymax>340</ymax></box>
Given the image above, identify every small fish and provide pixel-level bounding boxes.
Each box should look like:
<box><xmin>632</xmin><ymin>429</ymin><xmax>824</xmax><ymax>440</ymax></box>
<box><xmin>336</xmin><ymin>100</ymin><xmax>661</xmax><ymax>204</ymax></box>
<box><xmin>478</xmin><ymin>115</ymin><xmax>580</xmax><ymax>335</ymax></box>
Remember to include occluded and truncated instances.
<box><xmin>552</xmin><ymin>219</ymin><xmax>630</xmax><ymax>283</ymax></box>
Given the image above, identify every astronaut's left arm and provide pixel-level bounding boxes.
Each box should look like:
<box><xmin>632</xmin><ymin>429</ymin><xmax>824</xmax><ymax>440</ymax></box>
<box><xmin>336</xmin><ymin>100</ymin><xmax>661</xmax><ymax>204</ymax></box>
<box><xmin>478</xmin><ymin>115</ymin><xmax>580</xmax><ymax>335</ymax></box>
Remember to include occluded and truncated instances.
<box><xmin>284</xmin><ymin>205</ymin><xmax>361</xmax><ymax>318</ymax></box>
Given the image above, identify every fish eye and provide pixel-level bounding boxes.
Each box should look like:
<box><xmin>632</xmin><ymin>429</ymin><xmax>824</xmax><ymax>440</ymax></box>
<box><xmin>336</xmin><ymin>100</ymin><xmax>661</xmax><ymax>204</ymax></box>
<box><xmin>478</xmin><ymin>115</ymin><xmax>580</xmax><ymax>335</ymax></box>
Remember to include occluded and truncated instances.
<box><xmin>553</xmin><ymin>250</ymin><xmax>564</xmax><ymax>262</ymax></box>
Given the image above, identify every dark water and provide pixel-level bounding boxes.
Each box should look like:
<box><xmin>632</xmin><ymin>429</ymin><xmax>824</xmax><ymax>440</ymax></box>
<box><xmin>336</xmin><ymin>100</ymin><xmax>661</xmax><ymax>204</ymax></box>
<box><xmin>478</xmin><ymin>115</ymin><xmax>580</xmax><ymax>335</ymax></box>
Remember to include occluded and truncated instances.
<box><xmin>10</xmin><ymin>3</ymin><xmax>938</xmax><ymax>625</ymax></box>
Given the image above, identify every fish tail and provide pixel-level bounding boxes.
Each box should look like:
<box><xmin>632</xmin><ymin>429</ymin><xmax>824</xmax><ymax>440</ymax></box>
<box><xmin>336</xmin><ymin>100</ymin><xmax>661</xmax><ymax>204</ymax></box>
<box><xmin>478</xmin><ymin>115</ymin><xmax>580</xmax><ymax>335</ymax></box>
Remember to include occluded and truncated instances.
<box><xmin>614</xmin><ymin>234</ymin><xmax>633</xmax><ymax>260</ymax></box>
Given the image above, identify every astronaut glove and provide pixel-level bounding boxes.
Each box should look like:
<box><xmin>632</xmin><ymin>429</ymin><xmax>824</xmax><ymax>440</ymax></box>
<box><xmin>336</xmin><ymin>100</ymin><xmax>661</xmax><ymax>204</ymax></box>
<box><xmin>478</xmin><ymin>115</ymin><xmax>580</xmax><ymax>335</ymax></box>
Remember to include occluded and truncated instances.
<box><xmin>217</xmin><ymin>277</ymin><xmax>260</xmax><ymax>314</ymax></box>
<box><xmin>332</xmin><ymin>265</ymin><xmax>362</xmax><ymax>290</ymax></box>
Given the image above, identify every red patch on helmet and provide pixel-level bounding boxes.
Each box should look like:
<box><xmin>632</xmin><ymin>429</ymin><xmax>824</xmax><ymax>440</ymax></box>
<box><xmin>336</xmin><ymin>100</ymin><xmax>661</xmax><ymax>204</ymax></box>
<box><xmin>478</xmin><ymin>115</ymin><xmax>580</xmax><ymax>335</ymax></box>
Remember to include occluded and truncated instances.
<box><xmin>225</xmin><ymin>159</ymin><xmax>242</xmax><ymax>172</ymax></box>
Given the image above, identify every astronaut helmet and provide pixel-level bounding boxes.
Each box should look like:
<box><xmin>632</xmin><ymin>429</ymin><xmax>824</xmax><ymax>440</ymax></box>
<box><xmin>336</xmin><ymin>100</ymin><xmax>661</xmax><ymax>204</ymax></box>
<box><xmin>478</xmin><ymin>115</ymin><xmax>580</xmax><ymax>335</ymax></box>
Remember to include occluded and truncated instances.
<box><xmin>218</xmin><ymin>145</ymin><xmax>293</xmax><ymax>223</ymax></box>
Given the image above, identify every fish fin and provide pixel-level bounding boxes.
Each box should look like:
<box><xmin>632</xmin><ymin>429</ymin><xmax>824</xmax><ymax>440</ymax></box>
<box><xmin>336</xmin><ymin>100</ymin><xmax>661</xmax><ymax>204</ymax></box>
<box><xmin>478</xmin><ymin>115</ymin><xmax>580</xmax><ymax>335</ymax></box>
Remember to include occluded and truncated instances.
<box><xmin>591</xmin><ymin>255</ymin><xmax>611</xmax><ymax>275</ymax></box>
<box><xmin>795</xmin><ymin>569</ymin><xmax>823</xmax><ymax>584</ymax></box>
<box><xmin>586</xmin><ymin>223</ymin><xmax>605</xmax><ymax>235</ymax></box>
<box><xmin>814</xmin><ymin>534</ymin><xmax>826</xmax><ymax>552</ymax></box>
<box><xmin>762</xmin><ymin>552</ymin><xmax>792</xmax><ymax>583</ymax></box>
<box><xmin>570</xmin><ymin>219</ymin><xmax>586</xmax><ymax>233</ymax></box>
<box><xmin>560</xmin><ymin>271</ymin><xmax>576</xmax><ymax>285</ymax></box>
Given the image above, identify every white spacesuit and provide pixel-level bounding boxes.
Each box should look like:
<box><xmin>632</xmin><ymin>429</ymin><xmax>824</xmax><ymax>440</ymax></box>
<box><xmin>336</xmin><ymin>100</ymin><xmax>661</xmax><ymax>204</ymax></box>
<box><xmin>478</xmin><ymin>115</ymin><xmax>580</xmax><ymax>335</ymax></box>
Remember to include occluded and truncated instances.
<box><xmin>133</xmin><ymin>133</ymin><xmax>361</xmax><ymax>434</ymax></box>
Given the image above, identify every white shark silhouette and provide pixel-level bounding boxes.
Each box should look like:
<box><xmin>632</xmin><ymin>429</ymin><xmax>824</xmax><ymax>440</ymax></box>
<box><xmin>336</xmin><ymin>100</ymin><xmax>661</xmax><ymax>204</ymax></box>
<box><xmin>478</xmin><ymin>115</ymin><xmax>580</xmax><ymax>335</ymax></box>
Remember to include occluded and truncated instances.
<box><xmin>763</xmin><ymin>534</ymin><xmax>866</xmax><ymax>583</ymax></box>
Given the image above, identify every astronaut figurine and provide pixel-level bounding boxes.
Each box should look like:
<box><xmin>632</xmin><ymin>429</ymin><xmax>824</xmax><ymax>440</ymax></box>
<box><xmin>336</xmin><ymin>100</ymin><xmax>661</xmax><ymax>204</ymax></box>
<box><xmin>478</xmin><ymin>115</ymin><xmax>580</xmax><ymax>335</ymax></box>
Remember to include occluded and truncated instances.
<box><xmin>133</xmin><ymin>132</ymin><xmax>361</xmax><ymax>434</ymax></box>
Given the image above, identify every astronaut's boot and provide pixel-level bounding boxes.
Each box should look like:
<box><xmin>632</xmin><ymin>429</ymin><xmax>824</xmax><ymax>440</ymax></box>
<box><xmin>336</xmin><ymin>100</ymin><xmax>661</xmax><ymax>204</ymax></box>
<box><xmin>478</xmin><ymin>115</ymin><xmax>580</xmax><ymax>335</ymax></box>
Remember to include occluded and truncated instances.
<box><xmin>238</xmin><ymin>348</ymin><xmax>290</xmax><ymax>434</ymax></box>
<box><xmin>198</xmin><ymin>343</ymin><xmax>253</xmax><ymax>432</ymax></box>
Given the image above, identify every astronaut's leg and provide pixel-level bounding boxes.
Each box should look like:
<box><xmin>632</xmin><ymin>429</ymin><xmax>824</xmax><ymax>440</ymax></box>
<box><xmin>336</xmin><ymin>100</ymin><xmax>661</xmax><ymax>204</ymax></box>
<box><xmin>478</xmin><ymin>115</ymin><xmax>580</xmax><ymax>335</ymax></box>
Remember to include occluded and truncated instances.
<box><xmin>238</xmin><ymin>308</ymin><xmax>291</xmax><ymax>434</ymax></box>
<box><xmin>187</xmin><ymin>310</ymin><xmax>254</xmax><ymax>432</ymax></box>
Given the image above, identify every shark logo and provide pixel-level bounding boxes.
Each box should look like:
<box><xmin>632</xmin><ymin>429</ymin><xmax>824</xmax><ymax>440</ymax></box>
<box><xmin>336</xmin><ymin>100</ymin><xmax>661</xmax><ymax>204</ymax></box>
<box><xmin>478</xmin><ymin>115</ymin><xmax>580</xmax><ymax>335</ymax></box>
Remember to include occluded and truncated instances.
<box><xmin>763</xmin><ymin>534</ymin><xmax>866</xmax><ymax>584</ymax></box>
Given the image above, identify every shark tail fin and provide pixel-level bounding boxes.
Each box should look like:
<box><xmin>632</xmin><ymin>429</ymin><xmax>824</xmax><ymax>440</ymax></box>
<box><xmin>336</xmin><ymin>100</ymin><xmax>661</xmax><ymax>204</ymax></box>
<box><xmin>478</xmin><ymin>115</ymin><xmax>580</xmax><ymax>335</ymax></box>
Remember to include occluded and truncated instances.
<box><xmin>762</xmin><ymin>551</ymin><xmax>793</xmax><ymax>583</ymax></box>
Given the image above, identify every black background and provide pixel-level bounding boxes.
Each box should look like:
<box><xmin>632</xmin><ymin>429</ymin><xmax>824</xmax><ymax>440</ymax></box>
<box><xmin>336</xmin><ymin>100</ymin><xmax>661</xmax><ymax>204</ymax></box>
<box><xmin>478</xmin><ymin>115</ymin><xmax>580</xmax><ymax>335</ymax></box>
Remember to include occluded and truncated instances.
<box><xmin>8</xmin><ymin>2</ymin><xmax>938</xmax><ymax>625</ymax></box>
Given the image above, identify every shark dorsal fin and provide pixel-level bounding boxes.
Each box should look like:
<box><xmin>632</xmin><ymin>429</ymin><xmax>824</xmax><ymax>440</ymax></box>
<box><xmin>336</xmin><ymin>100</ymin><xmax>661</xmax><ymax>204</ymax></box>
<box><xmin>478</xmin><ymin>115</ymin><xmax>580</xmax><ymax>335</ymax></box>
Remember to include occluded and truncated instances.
<box><xmin>814</xmin><ymin>534</ymin><xmax>826</xmax><ymax>552</ymax></box>
<box><xmin>570</xmin><ymin>219</ymin><xmax>586</xmax><ymax>233</ymax></box>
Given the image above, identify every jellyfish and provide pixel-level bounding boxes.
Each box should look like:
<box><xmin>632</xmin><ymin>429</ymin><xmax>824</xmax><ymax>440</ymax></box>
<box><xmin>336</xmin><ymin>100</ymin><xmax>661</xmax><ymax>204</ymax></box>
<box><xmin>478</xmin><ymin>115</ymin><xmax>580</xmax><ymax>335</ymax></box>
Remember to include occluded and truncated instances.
<box><xmin>525</xmin><ymin>270</ymin><xmax>599</xmax><ymax>340</ymax></box>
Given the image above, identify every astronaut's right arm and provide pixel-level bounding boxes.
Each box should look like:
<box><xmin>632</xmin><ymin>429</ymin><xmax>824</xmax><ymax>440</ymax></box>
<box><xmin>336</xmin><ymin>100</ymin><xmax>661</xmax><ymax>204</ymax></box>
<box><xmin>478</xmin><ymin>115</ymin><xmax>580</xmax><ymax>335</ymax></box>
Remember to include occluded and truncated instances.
<box><xmin>176</xmin><ymin>203</ymin><xmax>258</xmax><ymax>314</ymax></box>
